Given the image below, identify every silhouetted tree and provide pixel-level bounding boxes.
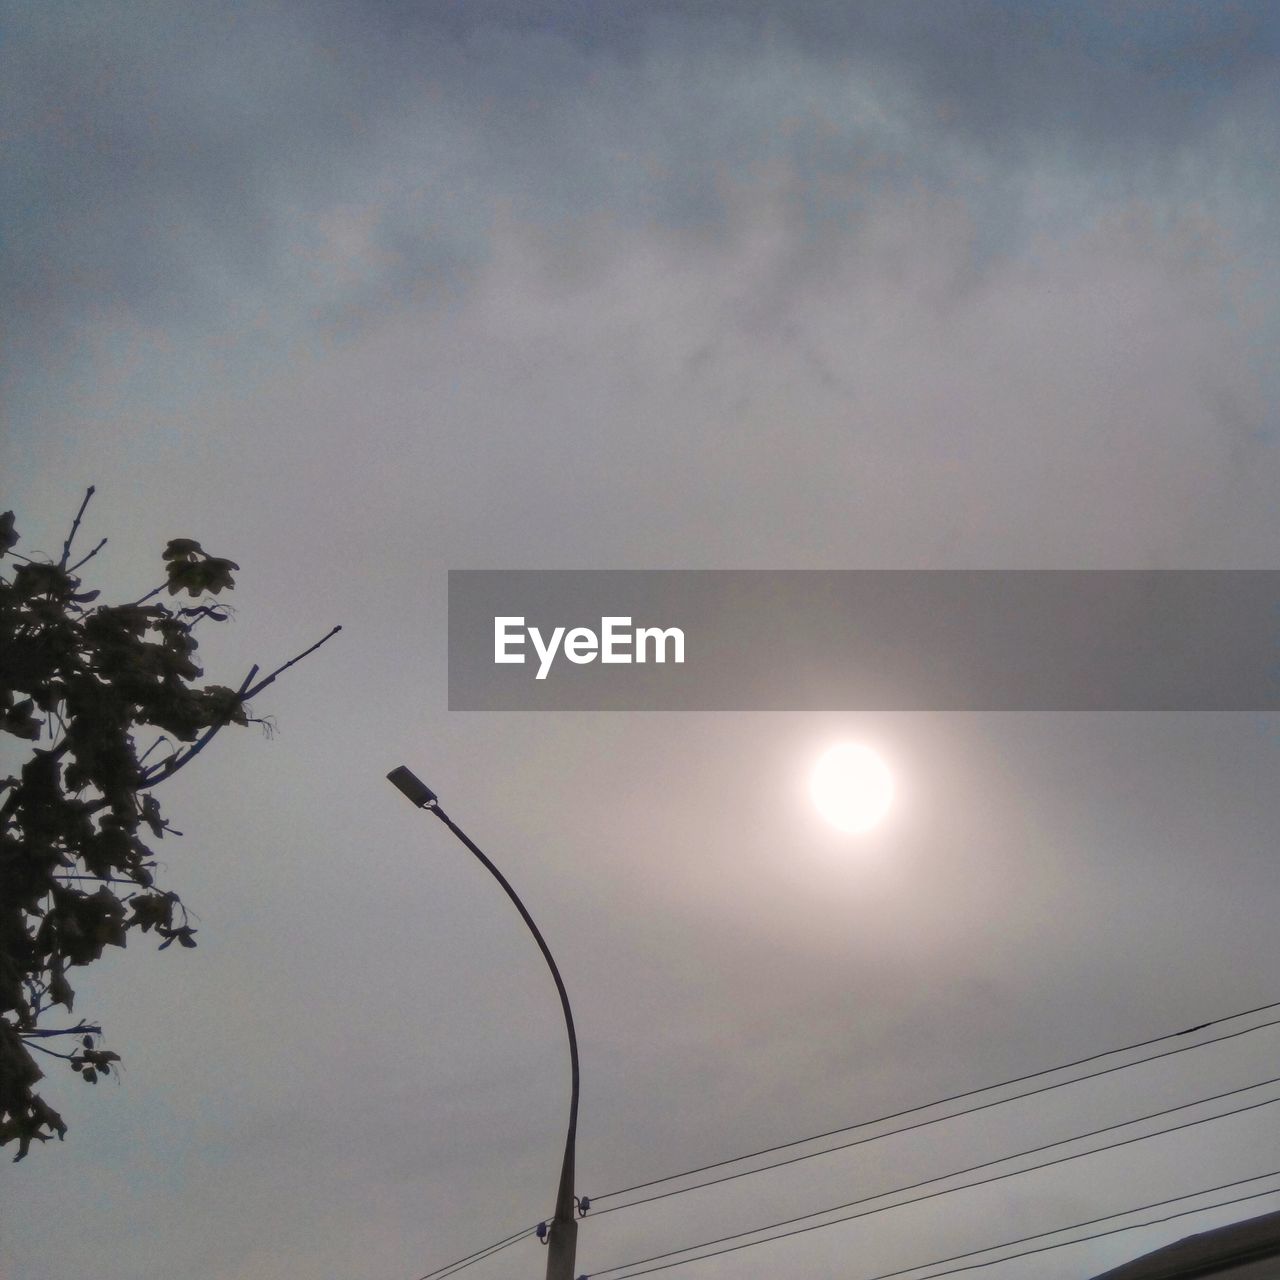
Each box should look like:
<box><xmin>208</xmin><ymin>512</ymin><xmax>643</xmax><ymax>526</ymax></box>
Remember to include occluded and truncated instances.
<box><xmin>0</xmin><ymin>488</ymin><xmax>339</xmax><ymax>1159</ymax></box>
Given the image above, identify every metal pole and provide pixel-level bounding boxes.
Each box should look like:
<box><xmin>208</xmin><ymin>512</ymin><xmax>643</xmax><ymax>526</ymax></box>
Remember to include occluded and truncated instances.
<box><xmin>387</xmin><ymin>767</ymin><xmax>581</xmax><ymax>1280</ymax></box>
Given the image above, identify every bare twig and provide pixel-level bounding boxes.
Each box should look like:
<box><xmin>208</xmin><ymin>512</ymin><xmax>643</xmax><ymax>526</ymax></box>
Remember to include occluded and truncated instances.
<box><xmin>59</xmin><ymin>486</ymin><xmax>95</xmax><ymax>569</ymax></box>
<box><xmin>22</xmin><ymin>1024</ymin><xmax>102</xmax><ymax>1039</ymax></box>
<box><xmin>138</xmin><ymin>735</ymin><xmax>177</xmax><ymax>766</ymax></box>
<box><xmin>243</xmin><ymin>625</ymin><xmax>343</xmax><ymax>700</ymax></box>
<box><xmin>68</xmin><ymin>537</ymin><xmax>108</xmax><ymax>574</ymax></box>
<box><xmin>58</xmin><ymin>874</ymin><xmax>153</xmax><ymax>886</ymax></box>
<box><xmin>130</xmin><ymin>584</ymin><xmax>166</xmax><ymax>606</ymax></box>
<box><xmin>24</xmin><ymin>1041</ymin><xmax>79</xmax><ymax>1062</ymax></box>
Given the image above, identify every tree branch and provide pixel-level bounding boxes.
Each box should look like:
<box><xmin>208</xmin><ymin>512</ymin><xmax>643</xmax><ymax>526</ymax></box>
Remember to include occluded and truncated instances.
<box><xmin>242</xmin><ymin>625</ymin><xmax>342</xmax><ymax>700</ymax></box>
<box><xmin>24</xmin><ymin>1041</ymin><xmax>79</xmax><ymax>1061</ymax></box>
<box><xmin>138</xmin><ymin>664</ymin><xmax>260</xmax><ymax>789</ymax></box>
<box><xmin>59</xmin><ymin>486</ymin><xmax>95</xmax><ymax>569</ymax></box>
<box><xmin>68</xmin><ymin>537</ymin><xmax>108</xmax><ymax>574</ymax></box>
<box><xmin>133</xmin><ymin>625</ymin><xmax>341</xmax><ymax>792</ymax></box>
<box><xmin>22</xmin><ymin>1024</ymin><xmax>102</xmax><ymax>1040</ymax></box>
<box><xmin>3</xmin><ymin>495</ymin><xmax>340</xmax><ymax>1156</ymax></box>
<box><xmin>138</xmin><ymin>735</ymin><xmax>176</xmax><ymax>767</ymax></box>
<box><xmin>79</xmin><ymin>661</ymin><xmax>257</xmax><ymax>815</ymax></box>
<box><xmin>58</xmin><ymin>874</ymin><xmax>152</xmax><ymax>886</ymax></box>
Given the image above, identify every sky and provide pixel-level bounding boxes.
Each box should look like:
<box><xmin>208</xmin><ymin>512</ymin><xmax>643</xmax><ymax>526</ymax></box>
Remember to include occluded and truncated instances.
<box><xmin>3</xmin><ymin>2</ymin><xmax>1280</xmax><ymax>1278</ymax></box>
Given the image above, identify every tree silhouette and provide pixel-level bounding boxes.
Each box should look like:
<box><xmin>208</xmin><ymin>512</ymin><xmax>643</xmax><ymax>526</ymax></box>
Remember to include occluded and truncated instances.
<box><xmin>0</xmin><ymin>488</ymin><xmax>339</xmax><ymax>1159</ymax></box>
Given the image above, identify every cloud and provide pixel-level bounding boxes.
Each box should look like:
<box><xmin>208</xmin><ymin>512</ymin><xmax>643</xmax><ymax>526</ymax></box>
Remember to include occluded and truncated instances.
<box><xmin>5</xmin><ymin>0</ymin><xmax>1276</xmax><ymax>358</ymax></box>
<box><xmin>4</xmin><ymin>15</ymin><xmax>1279</xmax><ymax>1274</ymax></box>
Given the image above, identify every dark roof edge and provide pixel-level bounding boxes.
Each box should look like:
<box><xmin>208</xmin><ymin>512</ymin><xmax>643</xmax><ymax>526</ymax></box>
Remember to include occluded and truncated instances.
<box><xmin>1091</xmin><ymin>1209</ymin><xmax>1280</xmax><ymax>1280</ymax></box>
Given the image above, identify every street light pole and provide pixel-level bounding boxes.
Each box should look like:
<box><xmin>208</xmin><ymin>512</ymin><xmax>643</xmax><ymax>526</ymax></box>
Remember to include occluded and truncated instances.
<box><xmin>387</xmin><ymin>766</ymin><xmax>581</xmax><ymax>1280</ymax></box>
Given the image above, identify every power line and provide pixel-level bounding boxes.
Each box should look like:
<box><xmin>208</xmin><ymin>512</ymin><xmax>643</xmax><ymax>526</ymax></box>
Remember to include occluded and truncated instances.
<box><xmin>585</xmin><ymin>1078</ymin><xmax>1280</xmax><ymax>1278</ymax></box>
<box><xmin>588</xmin><ymin>1014</ymin><xmax>1280</xmax><ymax>1218</ymax></box>
<box><xmin>407</xmin><ymin>1000</ymin><xmax>1280</xmax><ymax>1280</ymax></box>
<box><xmin>829</xmin><ymin>1175</ymin><xmax>1280</xmax><ymax>1280</ymax></box>
<box><xmin>414</xmin><ymin>1224</ymin><xmax>537</xmax><ymax>1280</ymax></box>
<box><xmin>605</xmin><ymin>1172</ymin><xmax>1280</xmax><ymax>1280</ymax></box>
<box><xmin>592</xmin><ymin>998</ymin><xmax>1280</xmax><ymax>1205</ymax></box>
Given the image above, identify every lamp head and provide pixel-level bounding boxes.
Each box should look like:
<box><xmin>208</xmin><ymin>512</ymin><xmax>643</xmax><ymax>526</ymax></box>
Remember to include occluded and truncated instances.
<box><xmin>387</xmin><ymin>765</ymin><xmax>438</xmax><ymax>808</ymax></box>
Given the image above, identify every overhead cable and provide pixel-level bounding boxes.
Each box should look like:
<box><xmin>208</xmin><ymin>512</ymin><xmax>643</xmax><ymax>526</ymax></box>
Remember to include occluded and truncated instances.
<box><xmin>406</xmin><ymin>998</ymin><xmax>1280</xmax><ymax>1280</ymax></box>
<box><xmin>413</xmin><ymin>1224</ymin><xmax>537</xmax><ymax>1280</ymax></box>
<box><xmin>603</xmin><ymin>1171</ymin><xmax>1280</xmax><ymax>1280</ymax></box>
<box><xmin>590</xmin><ymin>1014</ymin><xmax>1280</xmax><ymax>1217</ymax></box>
<box><xmin>592</xmin><ymin>998</ymin><xmax>1280</xmax><ymax>1204</ymax></box>
<box><xmin>586</xmin><ymin>1078</ymin><xmax>1280</xmax><ymax>1278</ymax></box>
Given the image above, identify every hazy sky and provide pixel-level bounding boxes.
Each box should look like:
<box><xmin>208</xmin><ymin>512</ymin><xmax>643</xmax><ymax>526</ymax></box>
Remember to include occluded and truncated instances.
<box><xmin>4</xmin><ymin>4</ymin><xmax>1280</xmax><ymax>1279</ymax></box>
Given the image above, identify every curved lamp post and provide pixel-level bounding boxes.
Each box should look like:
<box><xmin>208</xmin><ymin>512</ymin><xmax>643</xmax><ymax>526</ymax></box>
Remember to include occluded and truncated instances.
<box><xmin>387</xmin><ymin>766</ymin><xmax>581</xmax><ymax>1280</ymax></box>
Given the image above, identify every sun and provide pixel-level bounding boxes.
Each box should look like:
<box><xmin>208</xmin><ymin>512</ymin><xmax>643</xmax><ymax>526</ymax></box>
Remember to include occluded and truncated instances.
<box><xmin>810</xmin><ymin>743</ymin><xmax>895</xmax><ymax>833</ymax></box>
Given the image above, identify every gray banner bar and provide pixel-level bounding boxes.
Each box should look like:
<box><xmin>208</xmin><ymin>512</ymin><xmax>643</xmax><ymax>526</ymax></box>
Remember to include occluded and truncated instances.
<box><xmin>448</xmin><ymin>571</ymin><xmax>1280</xmax><ymax>711</ymax></box>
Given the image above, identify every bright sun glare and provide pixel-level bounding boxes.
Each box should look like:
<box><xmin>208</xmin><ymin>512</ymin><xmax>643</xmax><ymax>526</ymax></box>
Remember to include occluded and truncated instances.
<box><xmin>810</xmin><ymin>743</ymin><xmax>895</xmax><ymax>833</ymax></box>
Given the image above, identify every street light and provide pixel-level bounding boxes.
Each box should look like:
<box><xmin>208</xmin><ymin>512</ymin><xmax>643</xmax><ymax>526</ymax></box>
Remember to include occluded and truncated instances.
<box><xmin>387</xmin><ymin>765</ymin><xmax>582</xmax><ymax>1280</ymax></box>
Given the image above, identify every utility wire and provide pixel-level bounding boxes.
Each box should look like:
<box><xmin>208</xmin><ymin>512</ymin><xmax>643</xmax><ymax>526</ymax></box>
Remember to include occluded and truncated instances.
<box><xmin>585</xmin><ymin>1078</ymin><xmax>1280</xmax><ymax>1278</ymax></box>
<box><xmin>409</xmin><ymin>1000</ymin><xmax>1280</xmax><ymax>1280</ymax></box>
<box><xmin>592</xmin><ymin>998</ymin><xmax>1280</xmax><ymax>1204</ymax></box>
<box><xmin>895</xmin><ymin>1179</ymin><xmax>1280</xmax><ymax>1280</ymax></box>
<box><xmin>413</xmin><ymin>1224</ymin><xmax>538</xmax><ymax>1280</ymax></box>
<box><xmin>589</xmin><ymin>1014</ymin><xmax>1280</xmax><ymax>1217</ymax></box>
<box><xmin>603</xmin><ymin>1172</ymin><xmax>1280</xmax><ymax>1280</ymax></box>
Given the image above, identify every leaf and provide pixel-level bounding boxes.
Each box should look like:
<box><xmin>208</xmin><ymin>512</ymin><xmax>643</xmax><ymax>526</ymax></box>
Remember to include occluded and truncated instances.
<box><xmin>49</xmin><ymin>970</ymin><xmax>74</xmax><ymax>1010</ymax></box>
<box><xmin>139</xmin><ymin>795</ymin><xmax>167</xmax><ymax>839</ymax></box>
<box><xmin>162</xmin><ymin>538</ymin><xmax>203</xmax><ymax>561</ymax></box>
<box><xmin>0</xmin><ymin>510</ymin><xmax>17</xmax><ymax>556</ymax></box>
<box><xmin>1</xmin><ymin>697</ymin><xmax>42</xmax><ymax>741</ymax></box>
